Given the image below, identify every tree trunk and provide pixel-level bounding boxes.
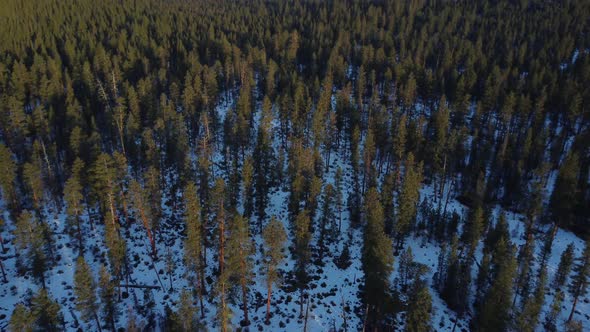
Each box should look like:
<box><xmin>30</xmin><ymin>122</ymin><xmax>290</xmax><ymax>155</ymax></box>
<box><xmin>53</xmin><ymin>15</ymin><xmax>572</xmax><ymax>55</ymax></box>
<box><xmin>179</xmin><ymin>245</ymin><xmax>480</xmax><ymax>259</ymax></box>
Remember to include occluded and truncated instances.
<box><xmin>299</xmin><ymin>289</ymin><xmax>304</xmax><ymax>318</ymax></box>
<box><xmin>117</xmin><ymin>284</ymin><xmax>161</xmax><ymax>289</ymax></box>
<box><xmin>0</xmin><ymin>259</ymin><xmax>7</xmax><ymax>282</ymax></box>
<box><xmin>198</xmin><ymin>272</ymin><xmax>205</xmax><ymax>318</ymax></box>
<box><xmin>568</xmin><ymin>294</ymin><xmax>578</xmax><ymax>322</ymax></box>
<box><xmin>76</xmin><ymin>214</ymin><xmax>83</xmax><ymax>255</ymax></box>
<box><xmin>93</xmin><ymin>312</ymin><xmax>103</xmax><ymax>332</ymax></box>
<box><xmin>303</xmin><ymin>297</ymin><xmax>310</xmax><ymax>332</ymax></box>
<box><xmin>266</xmin><ymin>281</ymin><xmax>272</xmax><ymax>324</ymax></box>
<box><xmin>241</xmin><ymin>275</ymin><xmax>249</xmax><ymax>325</ymax></box>
<box><xmin>109</xmin><ymin>315</ymin><xmax>116</xmax><ymax>332</ymax></box>
<box><xmin>0</xmin><ymin>233</ymin><xmax>5</xmax><ymax>253</ymax></box>
<box><xmin>221</xmin><ymin>282</ymin><xmax>227</xmax><ymax>332</ymax></box>
<box><xmin>219</xmin><ymin>207</ymin><xmax>225</xmax><ymax>274</ymax></box>
<box><xmin>138</xmin><ymin>206</ymin><xmax>157</xmax><ymax>258</ymax></box>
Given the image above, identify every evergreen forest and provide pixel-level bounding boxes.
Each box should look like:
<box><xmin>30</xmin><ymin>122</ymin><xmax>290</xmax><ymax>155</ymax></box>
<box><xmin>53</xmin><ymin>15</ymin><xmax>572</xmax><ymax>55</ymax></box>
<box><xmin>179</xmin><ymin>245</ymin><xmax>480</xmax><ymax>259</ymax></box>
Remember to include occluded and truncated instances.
<box><xmin>0</xmin><ymin>0</ymin><xmax>590</xmax><ymax>331</ymax></box>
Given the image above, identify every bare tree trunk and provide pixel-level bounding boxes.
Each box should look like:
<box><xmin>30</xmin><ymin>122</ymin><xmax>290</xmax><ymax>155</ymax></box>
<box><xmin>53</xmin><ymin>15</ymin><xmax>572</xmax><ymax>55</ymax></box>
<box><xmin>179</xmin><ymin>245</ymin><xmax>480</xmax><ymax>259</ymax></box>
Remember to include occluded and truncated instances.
<box><xmin>198</xmin><ymin>271</ymin><xmax>205</xmax><ymax>318</ymax></box>
<box><xmin>138</xmin><ymin>207</ymin><xmax>157</xmax><ymax>258</ymax></box>
<box><xmin>362</xmin><ymin>304</ymin><xmax>369</xmax><ymax>332</ymax></box>
<box><xmin>218</xmin><ymin>206</ymin><xmax>225</xmax><ymax>274</ymax></box>
<box><xmin>266</xmin><ymin>281</ymin><xmax>272</xmax><ymax>324</ymax></box>
<box><xmin>93</xmin><ymin>312</ymin><xmax>103</xmax><ymax>332</ymax></box>
<box><xmin>303</xmin><ymin>297</ymin><xmax>310</xmax><ymax>332</ymax></box>
<box><xmin>568</xmin><ymin>295</ymin><xmax>578</xmax><ymax>322</ymax></box>
<box><xmin>0</xmin><ymin>258</ymin><xmax>7</xmax><ymax>282</ymax></box>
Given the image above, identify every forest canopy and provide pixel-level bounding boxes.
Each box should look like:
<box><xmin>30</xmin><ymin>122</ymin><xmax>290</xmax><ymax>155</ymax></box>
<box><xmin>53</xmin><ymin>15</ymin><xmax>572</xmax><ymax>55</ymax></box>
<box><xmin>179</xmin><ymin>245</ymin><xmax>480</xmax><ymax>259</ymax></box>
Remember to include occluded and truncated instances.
<box><xmin>0</xmin><ymin>0</ymin><xmax>589</xmax><ymax>331</ymax></box>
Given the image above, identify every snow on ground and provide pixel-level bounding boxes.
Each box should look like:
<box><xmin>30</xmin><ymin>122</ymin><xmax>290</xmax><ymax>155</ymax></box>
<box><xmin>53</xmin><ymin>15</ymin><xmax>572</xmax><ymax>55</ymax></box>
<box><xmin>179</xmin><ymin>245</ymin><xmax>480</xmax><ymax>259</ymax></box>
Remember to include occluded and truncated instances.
<box><xmin>0</xmin><ymin>95</ymin><xmax>588</xmax><ymax>331</ymax></box>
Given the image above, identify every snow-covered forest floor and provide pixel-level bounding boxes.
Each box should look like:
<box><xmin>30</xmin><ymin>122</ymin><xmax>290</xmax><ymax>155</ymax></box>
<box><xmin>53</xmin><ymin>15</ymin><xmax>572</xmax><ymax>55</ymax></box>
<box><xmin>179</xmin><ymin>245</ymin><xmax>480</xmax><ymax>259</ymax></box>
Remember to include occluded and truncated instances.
<box><xmin>0</xmin><ymin>95</ymin><xmax>588</xmax><ymax>332</ymax></box>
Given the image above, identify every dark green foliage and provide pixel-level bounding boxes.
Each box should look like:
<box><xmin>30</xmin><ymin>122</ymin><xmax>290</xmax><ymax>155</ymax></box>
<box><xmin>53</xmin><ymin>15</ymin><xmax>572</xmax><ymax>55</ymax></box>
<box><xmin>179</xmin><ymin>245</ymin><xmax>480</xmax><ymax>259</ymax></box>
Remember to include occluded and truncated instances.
<box><xmin>74</xmin><ymin>257</ymin><xmax>100</xmax><ymax>329</ymax></box>
<box><xmin>262</xmin><ymin>217</ymin><xmax>287</xmax><ymax>325</ymax></box>
<box><xmin>1</xmin><ymin>0</ymin><xmax>590</xmax><ymax>330</ymax></box>
<box><xmin>549</xmin><ymin>153</ymin><xmax>580</xmax><ymax>230</ymax></box>
<box><xmin>477</xmin><ymin>240</ymin><xmax>517</xmax><ymax>332</ymax></box>
<box><xmin>554</xmin><ymin>243</ymin><xmax>575</xmax><ymax>288</ymax></box>
<box><xmin>98</xmin><ymin>265</ymin><xmax>118</xmax><ymax>331</ymax></box>
<box><xmin>30</xmin><ymin>289</ymin><xmax>62</xmax><ymax>332</ymax></box>
<box><xmin>405</xmin><ymin>283</ymin><xmax>432</xmax><ymax>332</ymax></box>
<box><xmin>568</xmin><ymin>240</ymin><xmax>590</xmax><ymax>322</ymax></box>
<box><xmin>362</xmin><ymin>187</ymin><xmax>394</xmax><ymax>328</ymax></box>
<box><xmin>13</xmin><ymin>211</ymin><xmax>51</xmax><ymax>286</ymax></box>
<box><xmin>395</xmin><ymin>153</ymin><xmax>423</xmax><ymax>249</ymax></box>
<box><xmin>9</xmin><ymin>304</ymin><xmax>34</xmax><ymax>332</ymax></box>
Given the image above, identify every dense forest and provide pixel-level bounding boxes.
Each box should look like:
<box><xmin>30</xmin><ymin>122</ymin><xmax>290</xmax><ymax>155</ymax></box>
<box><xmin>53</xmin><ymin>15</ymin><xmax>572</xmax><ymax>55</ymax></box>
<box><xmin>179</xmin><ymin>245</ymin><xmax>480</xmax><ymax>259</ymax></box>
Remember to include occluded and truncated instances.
<box><xmin>0</xmin><ymin>0</ymin><xmax>589</xmax><ymax>331</ymax></box>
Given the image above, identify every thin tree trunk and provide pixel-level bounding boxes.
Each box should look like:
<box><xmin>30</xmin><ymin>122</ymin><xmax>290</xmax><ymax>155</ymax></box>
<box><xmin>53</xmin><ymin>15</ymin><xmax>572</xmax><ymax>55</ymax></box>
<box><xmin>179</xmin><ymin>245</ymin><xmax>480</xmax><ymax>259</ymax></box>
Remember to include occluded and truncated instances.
<box><xmin>109</xmin><ymin>315</ymin><xmax>116</xmax><ymax>332</ymax></box>
<box><xmin>0</xmin><ymin>258</ymin><xmax>7</xmax><ymax>282</ymax></box>
<box><xmin>219</xmin><ymin>206</ymin><xmax>225</xmax><ymax>274</ymax></box>
<box><xmin>568</xmin><ymin>295</ymin><xmax>578</xmax><ymax>322</ymax></box>
<box><xmin>266</xmin><ymin>281</ymin><xmax>272</xmax><ymax>324</ymax></box>
<box><xmin>198</xmin><ymin>271</ymin><xmax>205</xmax><ymax>318</ymax></box>
<box><xmin>138</xmin><ymin>206</ymin><xmax>157</xmax><ymax>258</ymax></box>
<box><xmin>241</xmin><ymin>275</ymin><xmax>249</xmax><ymax>325</ymax></box>
<box><xmin>362</xmin><ymin>304</ymin><xmax>369</xmax><ymax>332</ymax></box>
<box><xmin>299</xmin><ymin>289</ymin><xmax>304</xmax><ymax>318</ymax></box>
<box><xmin>303</xmin><ymin>296</ymin><xmax>310</xmax><ymax>332</ymax></box>
<box><xmin>221</xmin><ymin>281</ymin><xmax>227</xmax><ymax>332</ymax></box>
<box><xmin>0</xmin><ymin>232</ymin><xmax>5</xmax><ymax>252</ymax></box>
<box><xmin>93</xmin><ymin>312</ymin><xmax>103</xmax><ymax>332</ymax></box>
<box><xmin>76</xmin><ymin>215</ymin><xmax>84</xmax><ymax>256</ymax></box>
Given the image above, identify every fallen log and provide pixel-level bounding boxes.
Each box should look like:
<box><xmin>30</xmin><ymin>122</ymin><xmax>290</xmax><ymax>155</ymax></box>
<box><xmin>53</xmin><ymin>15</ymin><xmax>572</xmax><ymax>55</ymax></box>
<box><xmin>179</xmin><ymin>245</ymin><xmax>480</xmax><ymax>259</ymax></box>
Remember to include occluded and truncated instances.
<box><xmin>117</xmin><ymin>284</ymin><xmax>161</xmax><ymax>290</ymax></box>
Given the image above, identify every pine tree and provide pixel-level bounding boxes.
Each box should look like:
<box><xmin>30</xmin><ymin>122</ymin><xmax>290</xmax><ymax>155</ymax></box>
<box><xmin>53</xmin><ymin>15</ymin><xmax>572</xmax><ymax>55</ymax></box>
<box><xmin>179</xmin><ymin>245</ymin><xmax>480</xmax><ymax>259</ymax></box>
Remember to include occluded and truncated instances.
<box><xmin>262</xmin><ymin>217</ymin><xmax>287</xmax><ymax>325</ymax></box>
<box><xmin>477</xmin><ymin>242</ymin><xmax>517</xmax><ymax>332</ymax></box>
<box><xmin>317</xmin><ymin>184</ymin><xmax>335</xmax><ymax>264</ymax></box>
<box><xmin>392</xmin><ymin>113</ymin><xmax>407</xmax><ymax>180</ymax></box>
<box><xmin>177</xmin><ymin>289</ymin><xmax>198</xmax><ymax>331</ymax></box>
<box><xmin>362</xmin><ymin>187</ymin><xmax>394</xmax><ymax>327</ymax></box>
<box><xmin>104</xmin><ymin>218</ymin><xmax>126</xmax><ymax>282</ymax></box>
<box><xmin>23</xmin><ymin>161</ymin><xmax>44</xmax><ymax>211</ymax></box>
<box><xmin>144</xmin><ymin>165</ymin><xmax>162</xmax><ymax>234</ymax></box>
<box><xmin>242</xmin><ymin>155</ymin><xmax>254</xmax><ymax>218</ymax></box>
<box><xmin>216</xmin><ymin>259</ymin><xmax>232</xmax><ymax>332</ymax></box>
<box><xmin>90</xmin><ymin>153</ymin><xmax>118</xmax><ymax>226</ymax></box>
<box><xmin>74</xmin><ymin>257</ymin><xmax>101</xmax><ymax>332</ymax></box>
<box><xmin>405</xmin><ymin>284</ymin><xmax>432</xmax><ymax>332</ymax></box>
<box><xmin>549</xmin><ymin>153</ymin><xmax>580</xmax><ymax>230</ymax></box>
<box><xmin>10</xmin><ymin>303</ymin><xmax>34</xmax><ymax>332</ymax></box>
<box><xmin>64</xmin><ymin>172</ymin><xmax>84</xmax><ymax>253</ymax></box>
<box><xmin>441</xmin><ymin>235</ymin><xmax>470</xmax><ymax>315</ymax></box>
<box><xmin>395</xmin><ymin>153</ymin><xmax>423</xmax><ymax>250</ymax></box>
<box><xmin>430</xmin><ymin>95</ymin><xmax>450</xmax><ymax>198</ymax></box>
<box><xmin>14</xmin><ymin>211</ymin><xmax>50</xmax><ymax>287</ymax></box>
<box><xmin>399</xmin><ymin>247</ymin><xmax>414</xmax><ymax>292</ymax></box>
<box><xmin>98</xmin><ymin>265</ymin><xmax>118</xmax><ymax>332</ymax></box>
<box><xmin>253</xmin><ymin>96</ymin><xmax>274</xmax><ymax>228</ymax></box>
<box><xmin>513</xmin><ymin>224</ymin><xmax>535</xmax><ymax>307</ymax></box>
<box><xmin>212</xmin><ymin>178</ymin><xmax>227</xmax><ymax>275</ymax></box>
<box><xmin>462</xmin><ymin>206</ymin><xmax>485</xmax><ymax>257</ymax></box>
<box><xmin>31</xmin><ymin>288</ymin><xmax>61</xmax><ymax>332</ymax></box>
<box><xmin>568</xmin><ymin>240</ymin><xmax>590</xmax><ymax>322</ymax></box>
<box><xmin>0</xmin><ymin>143</ymin><xmax>18</xmax><ymax>209</ymax></box>
<box><xmin>554</xmin><ymin>243</ymin><xmax>575</xmax><ymax>288</ymax></box>
<box><xmin>129</xmin><ymin>179</ymin><xmax>157</xmax><ymax>257</ymax></box>
<box><xmin>294</xmin><ymin>208</ymin><xmax>311</xmax><ymax>315</ymax></box>
<box><xmin>516</xmin><ymin>268</ymin><xmax>547</xmax><ymax>332</ymax></box>
<box><xmin>226</xmin><ymin>213</ymin><xmax>254</xmax><ymax>326</ymax></box>
<box><xmin>544</xmin><ymin>290</ymin><xmax>564</xmax><ymax>331</ymax></box>
<box><xmin>334</xmin><ymin>167</ymin><xmax>344</xmax><ymax>233</ymax></box>
<box><xmin>382</xmin><ymin>172</ymin><xmax>396</xmax><ymax>237</ymax></box>
<box><xmin>183</xmin><ymin>182</ymin><xmax>205</xmax><ymax>317</ymax></box>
